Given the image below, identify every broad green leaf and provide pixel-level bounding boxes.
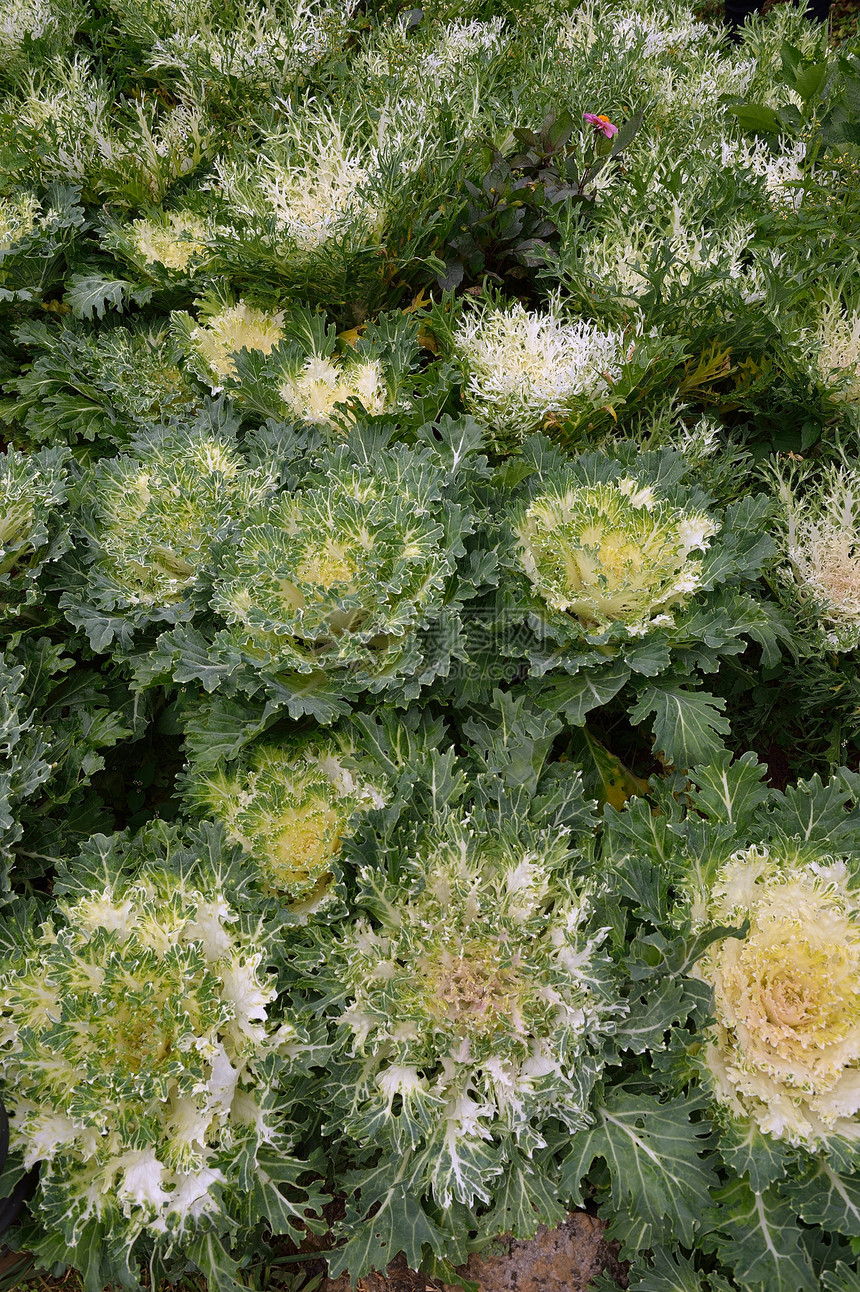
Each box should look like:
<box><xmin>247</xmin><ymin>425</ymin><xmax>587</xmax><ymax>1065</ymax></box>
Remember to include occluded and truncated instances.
<box><xmin>824</xmin><ymin>1263</ymin><xmax>860</xmax><ymax>1291</ymax></box>
<box><xmin>792</xmin><ymin>61</ymin><xmax>829</xmax><ymax>103</ymax></box>
<box><xmin>626</xmin><ymin>920</ymin><xmax>745</xmax><ymax>980</ymax></box>
<box><xmin>628</xmin><ymin>1247</ymin><xmax>707</xmax><ymax>1291</ymax></box>
<box><xmin>784</xmin><ymin>1160</ymin><xmax>860</xmax><ymax>1236</ymax></box>
<box><xmin>629</xmin><ymin>686</ymin><xmax>730</xmax><ymax>768</ymax></box>
<box><xmin>137</xmin><ymin>627</ymin><xmax>240</xmax><ymax>693</ymax></box>
<box><xmin>186</xmin><ymin>1234</ymin><xmax>247</xmax><ymax>1292</ymax></box>
<box><xmin>59</xmin><ymin>596</ymin><xmax>137</xmax><ymax>653</ymax></box>
<box><xmin>415</xmin><ymin>413</ymin><xmax>487</xmax><ymax>478</ymax></box>
<box><xmin>706</xmin><ymin>1179</ymin><xmax>817</xmax><ymax>1292</ymax></box>
<box><xmin>69</xmin><ymin>1222</ymin><xmax>107</xmax><ymax>1292</ymax></box>
<box><xmin>688</xmin><ymin>752</ymin><xmax>770</xmax><ymax>830</ymax></box>
<box><xmin>613</xmin><ymin>978</ymin><xmax>690</xmax><ymax>1054</ymax></box>
<box><xmin>534</xmin><ymin>663</ymin><xmax>630</xmax><ymax>726</ymax></box>
<box><xmin>768</xmin><ymin>770</ymin><xmax>860</xmax><ymax>851</ymax></box>
<box><xmin>604</xmin><ymin>794</ymin><xmax>682</xmax><ymax>871</ymax></box>
<box><xmin>609</xmin><ymin>108</ymin><xmax>645</xmax><ymax>158</ymax></box>
<box><xmin>780</xmin><ymin>40</ymin><xmax>804</xmax><ymax>80</ymax></box>
<box><xmin>481</xmin><ymin>1152</ymin><xmax>567</xmax><ymax>1239</ymax></box>
<box><xmin>327</xmin><ymin>1185</ymin><xmax>452</xmax><ymax>1280</ymax></box>
<box><xmin>717</xmin><ymin>1116</ymin><xmax>792</xmax><ymax>1194</ymax></box>
<box><xmin>463</xmin><ymin>688</ymin><xmax>562</xmax><ymax>792</ymax></box>
<box><xmin>248</xmin><ymin>1150</ymin><xmax>328</xmax><ymax>1242</ymax></box>
<box><xmin>64</xmin><ymin>273</ymin><xmax>129</xmax><ymax>320</ymax></box>
<box><xmin>728</xmin><ymin>103</ymin><xmax>784</xmax><ymax>134</ymax></box>
<box><xmin>622</xmin><ymin>633</ymin><xmax>672</xmax><ymax>677</ymax></box>
<box><xmin>561</xmin><ymin>1088</ymin><xmax>716</xmax><ymax>1250</ymax></box>
<box><xmin>180</xmin><ymin>695</ymin><xmax>279</xmax><ymax>766</ymax></box>
<box><xmin>545</xmin><ymin>108</ymin><xmax>575</xmax><ymax>151</ymax></box>
<box><xmin>609</xmin><ymin>851</ymin><xmax>672</xmax><ymax>927</ymax></box>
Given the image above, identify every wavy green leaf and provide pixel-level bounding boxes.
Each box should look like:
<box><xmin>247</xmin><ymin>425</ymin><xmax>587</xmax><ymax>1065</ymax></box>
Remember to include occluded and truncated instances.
<box><xmin>629</xmin><ymin>685</ymin><xmax>730</xmax><ymax>768</ymax></box>
<box><xmin>706</xmin><ymin>1179</ymin><xmax>817</xmax><ymax>1292</ymax></box>
<box><xmin>561</xmin><ymin>1088</ymin><xmax>716</xmax><ymax>1251</ymax></box>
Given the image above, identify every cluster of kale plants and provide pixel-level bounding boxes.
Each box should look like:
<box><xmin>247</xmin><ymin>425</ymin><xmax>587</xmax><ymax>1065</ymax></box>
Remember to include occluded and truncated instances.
<box><xmin>1</xmin><ymin>1</ymin><xmax>860</xmax><ymax>1291</ymax></box>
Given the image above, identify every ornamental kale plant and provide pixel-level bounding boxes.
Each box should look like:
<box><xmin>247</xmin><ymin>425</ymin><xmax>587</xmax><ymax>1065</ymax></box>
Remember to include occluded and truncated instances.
<box><xmin>594</xmin><ymin>758</ymin><xmax>860</xmax><ymax>1289</ymax></box>
<box><xmin>183</xmin><ymin>731</ymin><xmax>384</xmax><ymax>917</ymax></box>
<box><xmin>445</xmin><ymin>296</ymin><xmax>628</xmax><ymax>449</ymax></box>
<box><xmin>60</xmin><ymin>407</ymin><xmax>280</xmax><ymax>649</ymax></box>
<box><xmin>307</xmin><ymin>793</ymin><xmax>621</xmax><ymax>1279</ymax></box>
<box><xmin>4</xmin><ymin>319</ymin><xmax>204</xmax><ymax>447</ymax></box>
<box><xmin>695</xmin><ymin>845</ymin><xmax>860</xmax><ymax>1152</ymax></box>
<box><xmin>176</xmin><ymin>300</ymin><xmax>423</xmax><ymax>428</ymax></box>
<box><xmin>0</xmin><ymin>444</ymin><xmax>69</xmax><ymax>610</ymax></box>
<box><xmin>206</xmin><ymin>103</ymin><xmax>464</xmax><ymax>318</ymax></box>
<box><xmin>495</xmin><ymin>438</ymin><xmax>790</xmax><ymax>767</ymax></box>
<box><xmin>145</xmin><ymin>421</ymin><xmax>489</xmax><ymax>720</ymax></box>
<box><xmin>2</xmin><ymin>0</ymin><xmax>860</xmax><ymax>1287</ymax></box>
<box><xmin>775</xmin><ymin>455</ymin><xmax>860</xmax><ymax>651</ymax></box>
<box><xmin>0</xmin><ymin>824</ymin><xmax>325</xmax><ymax>1291</ymax></box>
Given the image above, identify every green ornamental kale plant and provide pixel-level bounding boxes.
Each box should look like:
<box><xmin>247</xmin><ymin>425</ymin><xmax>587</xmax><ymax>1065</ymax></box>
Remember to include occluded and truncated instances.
<box><xmin>182</xmin><ymin>730</ymin><xmax>385</xmax><ymax>920</ymax></box>
<box><xmin>59</xmin><ymin>405</ymin><xmax>280</xmax><ymax>650</ymax></box>
<box><xmin>175</xmin><ymin>298</ymin><xmax>424</xmax><ymax>429</ymax></box>
<box><xmin>0</xmin><ymin>822</ymin><xmax>326</xmax><ymax>1292</ymax></box>
<box><xmin>493</xmin><ymin>436</ymin><xmax>793</xmax><ymax>767</ymax></box>
<box><xmin>589</xmin><ymin>757</ymin><xmax>860</xmax><ymax>1290</ymax></box>
<box><xmin>141</xmin><ymin>419</ymin><xmax>493</xmax><ymax>722</ymax></box>
<box><xmin>0</xmin><ymin>444</ymin><xmax>69</xmax><ymax>612</ymax></box>
<box><xmin>302</xmin><ymin>788</ymin><xmax>622</xmax><ymax>1280</ymax></box>
<box><xmin>4</xmin><ymin>318</ymin><xmax>204</xmax><ymax>448</ymax></box>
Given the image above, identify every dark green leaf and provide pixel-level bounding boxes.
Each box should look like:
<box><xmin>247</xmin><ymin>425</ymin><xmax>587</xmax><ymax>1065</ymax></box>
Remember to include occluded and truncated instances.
<box><xmin>561</xmin><ymin>1088</ymin><xmax>716</xmax><ymax>1251</ymax></box>
<box><xmin>187</xmin><ymin>1234</ymin><xmax>247</xmax><ymax>1292</ymax></box>
<box><xmin>784</xmin><ymin>1160</ymin><xmax>860</xmax><ymax>1237</ymax></box>
<box><xmin>629</xmin><ymin>686</ymin><xmax>730</xmax><ymax>768</ymax></box>
<box><xmin>64</xmin><ymin>274</ymin><xmax>129</xmax><ymax>320</ymax></box>
<box><xmin>688</xmin><ymin>753</ymin><xmax>770</xmax><ymax>830</ymax></box>
<box><xmin>327</xmin><ymin>1185</ymin><xmax>452</xmax><ymax>1280</ymax></box>
<box><xmin>481</xmin><ymin>1153</ymin><xmax>567</xmax><ymax>1239</ymax></box>
<box><xmin>533</xmin><ymin>664</ymin><xmax>630</xmax><ymax>725</ymax></box>
<box><xmin>706</xmin><ymin>1180</ymin><xmax>817</xmax><ymax>1292</ymax></box>
<box><xmin>728</xmin><ymin>104</ymin><xmax>784</xmax><ymax>135</ymax></box>
<box><xmin>614</xmin><ymin>978</ymin><xmax>690</xmax><ymax>1054</ymax></box>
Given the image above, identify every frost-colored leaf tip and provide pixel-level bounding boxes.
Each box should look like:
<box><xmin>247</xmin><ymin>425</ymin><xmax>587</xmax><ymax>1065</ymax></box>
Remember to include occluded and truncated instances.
<box><xmin>778</xmin><ymin>460</ymin><xmax>860</xmax><ymax>651</ymax></box>
<box><xmin>452</xmin><ymin>300</ymin><xmax>626</xmax><ymax>444</ymax></box>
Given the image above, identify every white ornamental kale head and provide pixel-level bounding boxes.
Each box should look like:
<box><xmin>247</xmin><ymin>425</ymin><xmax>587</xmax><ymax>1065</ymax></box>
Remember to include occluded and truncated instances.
<box><xmin>695</xmin><ymin>844</ymin><xmax>860</xmax><ymax>1151</ymax></box>
<box><xmin>319</xmin><ymin>814</ymin><xmax>622</xmax><ymax>1208</ymax></box>
<box><xmin>0</xmin><ymin>826</ymin><xmax>303</xmax><ymax>1259</ymax></box>
<box><xmin>512</xmin><ymin>472</ymin><xmax>718</xmax><ymax>637</ymax></box>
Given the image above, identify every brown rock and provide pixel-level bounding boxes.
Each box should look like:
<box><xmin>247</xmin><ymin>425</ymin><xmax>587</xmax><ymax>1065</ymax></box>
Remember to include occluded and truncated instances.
<box><xmin>442</xmin><ymin>1212</ymin><xmax>626</xmax><ymax>1292</ymax></box>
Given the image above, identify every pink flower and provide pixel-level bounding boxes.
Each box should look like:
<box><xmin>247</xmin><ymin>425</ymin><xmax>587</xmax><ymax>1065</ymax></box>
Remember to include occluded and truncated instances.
<box><xmin>584</xmin><ymin>113</ymin><xmax>619</xmax><ymax>138</ymax></box>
